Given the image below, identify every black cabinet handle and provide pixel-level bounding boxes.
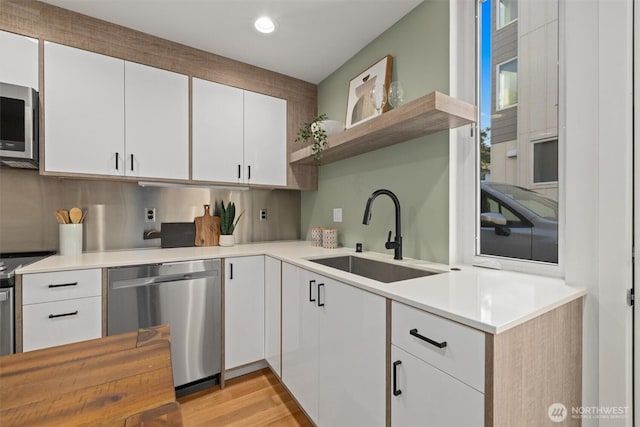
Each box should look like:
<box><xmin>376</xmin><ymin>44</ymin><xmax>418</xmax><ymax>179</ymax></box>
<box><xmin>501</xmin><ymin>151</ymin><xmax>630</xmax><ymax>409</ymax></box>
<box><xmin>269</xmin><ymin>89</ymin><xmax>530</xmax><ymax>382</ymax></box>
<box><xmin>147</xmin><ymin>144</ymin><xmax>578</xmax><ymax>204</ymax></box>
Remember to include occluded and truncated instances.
<box><xmin>49</xmin><ymin>310</ymin><xmax>78</xmax><ymax>319</ymax></box>
<box><xmin>48</xmin><ymin>282</ymin><xmax>78</xmax><ymax>288</ymax></box>
<box><xmin>309</xmin><ymin>280</ymin><xmax>316</xmax><ymax>302</ymax></box>
<box><xmin>317</xmin><ymin>283</ymin><xmax>325</xmax><ymax>307</ymax></box>
<box><xmin>229</xmin><ymin>263</ymin><xmax>233</xmax><ymax>280</ymax></box>
<box><xmin>237</xmin><ymin>164</ymin><xmax>241</xmax><ymax>179</ymax></box>
<box><xmin>247</xmin><ymin>165</ymin><xmax>251</xmax><ymax>180</ymax></box>
<box><xmin>130</xmin><ymin>154</ymin><xmax>134</xmax><ymax>171</ymax></box>
<box><xmin>393</xmin><ymin>360</ymin><xmax>402</xmax><ymax>396</ymax></box>
<box><xmin>409</xmin><ymin>328</ymin><xmax>447</xmax><ymax>349</ymax></box>
<box><xmin>115</xmin><ymin>153</ymin><xmax>119</xmax><ymax>170</ymax></box>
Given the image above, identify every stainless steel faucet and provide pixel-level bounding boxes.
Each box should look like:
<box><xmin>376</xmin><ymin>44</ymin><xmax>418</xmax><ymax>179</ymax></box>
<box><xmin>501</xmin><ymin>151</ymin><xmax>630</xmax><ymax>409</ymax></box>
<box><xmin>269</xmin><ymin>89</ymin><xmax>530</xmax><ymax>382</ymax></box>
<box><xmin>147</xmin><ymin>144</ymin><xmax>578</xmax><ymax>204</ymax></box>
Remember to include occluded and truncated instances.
<box><xmin>362</xmin><ymin>189</ymin><xmax>403</xmax><ymax>260</ymax></box>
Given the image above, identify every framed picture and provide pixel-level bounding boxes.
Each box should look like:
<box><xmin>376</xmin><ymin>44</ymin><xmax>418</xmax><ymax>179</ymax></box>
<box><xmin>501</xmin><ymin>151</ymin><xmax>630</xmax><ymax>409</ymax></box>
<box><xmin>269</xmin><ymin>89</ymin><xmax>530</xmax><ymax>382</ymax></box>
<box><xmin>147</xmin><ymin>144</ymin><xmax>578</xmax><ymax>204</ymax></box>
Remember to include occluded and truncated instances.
<box><xmin>345</xmin><ymin>55</ymin><xmax>393</xmax><ymax>129</ymax></box>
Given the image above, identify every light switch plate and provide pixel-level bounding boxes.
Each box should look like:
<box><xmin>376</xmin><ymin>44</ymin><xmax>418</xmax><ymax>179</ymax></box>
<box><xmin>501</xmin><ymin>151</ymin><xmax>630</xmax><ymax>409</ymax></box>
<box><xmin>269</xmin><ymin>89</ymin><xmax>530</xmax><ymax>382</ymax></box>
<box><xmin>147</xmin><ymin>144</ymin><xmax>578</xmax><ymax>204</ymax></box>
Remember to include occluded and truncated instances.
<box><xmin>333</xmin><ymin>208</ymin><xmax>342</xmax><ymax>222</ymax></box>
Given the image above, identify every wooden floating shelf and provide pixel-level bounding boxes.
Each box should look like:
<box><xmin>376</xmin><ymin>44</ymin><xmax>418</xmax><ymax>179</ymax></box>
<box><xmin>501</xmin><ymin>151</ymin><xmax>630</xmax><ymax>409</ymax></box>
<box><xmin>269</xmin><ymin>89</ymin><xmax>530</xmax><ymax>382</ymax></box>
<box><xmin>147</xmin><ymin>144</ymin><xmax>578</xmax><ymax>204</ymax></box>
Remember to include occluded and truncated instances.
<box><xmin>289</xmin><ymin>91</ymin><xmax>476</xmax><ymax>166</ymax></box>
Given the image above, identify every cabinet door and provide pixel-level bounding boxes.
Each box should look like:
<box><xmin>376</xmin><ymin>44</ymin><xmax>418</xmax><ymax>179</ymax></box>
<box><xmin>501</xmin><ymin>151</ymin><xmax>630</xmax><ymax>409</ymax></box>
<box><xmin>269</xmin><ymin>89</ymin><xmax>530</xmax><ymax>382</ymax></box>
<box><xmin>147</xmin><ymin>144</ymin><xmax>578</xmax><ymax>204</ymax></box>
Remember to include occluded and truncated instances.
<box><xmin>192</xmin><ymin>78</ymin><xmax>244</xmax><ymax>183</ymax></box>
<box><xmin>264</xmin><ymin>256</ymin><xmax>281</xmax><ymax>376</ymax></box>
<box><xmin>224</xmin><ymin>256</ymin><xmax>264</xmax><ymax>370</ymax></box>
<box><xmin>281</xmin><ymin>263</ymin><xmax>319</xmax><ymax>423</ymax></box>
<box><xmin>44</xmin><ymin>42</ymin><xmax>124</xmax><ymax>176</ymax></box>
<box><xmin>318</xmin><ymin>277</ymin><xmax>386</xmax><ymax>427</ymax></box>
<box><xmin>124</xmin><ymin>61</ymin><xmax>188</xmax><ymax>179</ymax></box>
<box><xmin>391</xmin><ymin>345</ymin><xmax>484</xmax><ymax>427</ymax></box>
<box><xmin>0</xmin><ymin>30</ymin><xmax>38</xmax><ymax>89</ymax></box>
<box><xmin>243</xmin><ymin>91</ymin><xmax>287</xmax><ymax>187</ymax></box>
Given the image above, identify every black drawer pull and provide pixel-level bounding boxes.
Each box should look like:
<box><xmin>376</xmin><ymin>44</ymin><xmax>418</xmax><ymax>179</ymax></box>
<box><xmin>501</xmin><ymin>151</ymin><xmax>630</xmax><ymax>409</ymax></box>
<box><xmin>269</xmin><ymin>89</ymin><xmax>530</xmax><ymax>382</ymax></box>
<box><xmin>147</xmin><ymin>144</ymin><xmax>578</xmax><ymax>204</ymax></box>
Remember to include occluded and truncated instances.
<box><xmin>49</xmin><ymin>310</ymin><xmax>78</xmax><ymax>319</ymax></box>
<box><xmin>409</xmin><ymin>328</ymin><xmax>447</xmax><ymax>349</ymax></box>
<box><xmin>393</xmin><ymin>360</ymin><xmax>402</xmax><ymax>396</ymax></box>
<box><xmin>115</xmin><ymin>152</ymin><xmax>119</xmax><ymax>170</ymax></box>
<box><xmin>229</xmin><ymin>263</ymin><xmax>233</xmax><ymax>280</ymax></box>
<box><xmin>48</xmin><ymin>282</ymin><xmax>78</xmax><ymax>288</ymax></box>
<box><xmin>317</xmin><ymin>283</ymin><xmax>325</xmax><ymax>307</ymax></box>
<box><xmin>309</xmin><ymin>280</ymin><xmax>316</xmax><ymax>302</ymax></box>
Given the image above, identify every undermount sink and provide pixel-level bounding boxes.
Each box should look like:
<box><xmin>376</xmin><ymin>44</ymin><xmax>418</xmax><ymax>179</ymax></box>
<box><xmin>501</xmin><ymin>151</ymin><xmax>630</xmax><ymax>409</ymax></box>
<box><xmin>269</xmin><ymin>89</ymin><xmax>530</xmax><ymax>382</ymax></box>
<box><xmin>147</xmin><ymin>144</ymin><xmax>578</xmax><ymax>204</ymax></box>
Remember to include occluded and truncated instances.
<box><xmin>309</xmin><ymin>255</ymin><xmax>440</xmax><ymax>283</ymax></box>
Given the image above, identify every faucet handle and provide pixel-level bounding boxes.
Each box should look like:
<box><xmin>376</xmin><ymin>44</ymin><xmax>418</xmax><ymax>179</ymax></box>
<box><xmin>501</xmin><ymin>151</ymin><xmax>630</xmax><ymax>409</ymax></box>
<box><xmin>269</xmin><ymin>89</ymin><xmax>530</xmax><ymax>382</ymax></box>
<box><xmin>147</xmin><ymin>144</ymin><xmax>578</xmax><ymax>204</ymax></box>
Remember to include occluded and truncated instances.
<box><xmin>385</xmin><ymin>230</ymin><xmax>395</xmax><ymax>250</ymax></box>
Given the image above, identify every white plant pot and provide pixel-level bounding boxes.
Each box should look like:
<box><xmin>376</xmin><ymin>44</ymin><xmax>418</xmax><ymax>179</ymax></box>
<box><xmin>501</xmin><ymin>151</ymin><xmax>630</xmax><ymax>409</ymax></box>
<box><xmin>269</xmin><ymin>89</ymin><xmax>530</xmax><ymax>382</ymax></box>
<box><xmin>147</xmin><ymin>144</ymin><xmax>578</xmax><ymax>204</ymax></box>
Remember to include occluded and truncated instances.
<box><xmin>219</xmin><ymin>235</ymin><xmax>235</xmax><ymax>247</ymax></box>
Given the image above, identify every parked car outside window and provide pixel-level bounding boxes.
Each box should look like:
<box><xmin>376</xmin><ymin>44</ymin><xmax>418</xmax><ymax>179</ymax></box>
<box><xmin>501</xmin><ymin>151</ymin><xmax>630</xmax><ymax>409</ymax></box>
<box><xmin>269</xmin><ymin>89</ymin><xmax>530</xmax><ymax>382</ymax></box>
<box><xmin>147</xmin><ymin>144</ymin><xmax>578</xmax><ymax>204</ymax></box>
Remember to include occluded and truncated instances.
<box><xmin>480</xmin><ymin>182</ymin><xmax>558</xmax><ymax>263</ymax></box>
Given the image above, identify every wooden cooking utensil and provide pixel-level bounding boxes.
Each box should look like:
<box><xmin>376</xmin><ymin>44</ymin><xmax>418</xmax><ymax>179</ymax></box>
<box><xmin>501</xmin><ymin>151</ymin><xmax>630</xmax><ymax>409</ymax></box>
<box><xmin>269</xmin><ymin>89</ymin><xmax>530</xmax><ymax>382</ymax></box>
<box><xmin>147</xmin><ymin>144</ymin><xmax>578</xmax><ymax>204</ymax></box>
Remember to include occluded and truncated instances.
<box><xmin>80</xmin><ymin>209</ymin><xmax>88</xmax><ymax>223</ymax></box>
<box><xmin>194</xmin><ymin>204</ymin><xmax>221</xmax><ymax>246</ymax></box>
<box><xmin>54</xmin><ymin>211</ymin><xmax>66</xmax><ymax>224</ymax></box>
<box><xmin>69</xmin><ymin>207</ymin><xmax>82</xmax><ymax>224</ymax></box>
<box><xmin>58</xmin><ymin>210</ymin><xmax>70</xmax><ymax>224</ymax></box>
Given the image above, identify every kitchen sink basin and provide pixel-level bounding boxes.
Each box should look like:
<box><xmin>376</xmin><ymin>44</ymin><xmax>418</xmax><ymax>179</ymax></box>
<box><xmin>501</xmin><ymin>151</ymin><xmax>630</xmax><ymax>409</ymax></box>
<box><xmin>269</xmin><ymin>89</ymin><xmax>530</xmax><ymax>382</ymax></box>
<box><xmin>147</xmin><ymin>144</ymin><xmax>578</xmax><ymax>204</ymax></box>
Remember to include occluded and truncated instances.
<box><xmin>309</xmin><ymin>255</ymin><xmax>440</xmax><ymax>283</ymax></box>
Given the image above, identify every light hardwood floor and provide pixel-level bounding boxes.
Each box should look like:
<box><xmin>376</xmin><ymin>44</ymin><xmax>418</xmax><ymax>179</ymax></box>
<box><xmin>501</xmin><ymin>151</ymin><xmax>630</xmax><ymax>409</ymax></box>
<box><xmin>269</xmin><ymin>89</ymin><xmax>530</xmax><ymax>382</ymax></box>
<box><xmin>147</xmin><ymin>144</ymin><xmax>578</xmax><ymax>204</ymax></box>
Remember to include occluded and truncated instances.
<box><xmin>178</xmin><ymin>369</ymin><xmax>312</xmax><ymax>426</ymax></box>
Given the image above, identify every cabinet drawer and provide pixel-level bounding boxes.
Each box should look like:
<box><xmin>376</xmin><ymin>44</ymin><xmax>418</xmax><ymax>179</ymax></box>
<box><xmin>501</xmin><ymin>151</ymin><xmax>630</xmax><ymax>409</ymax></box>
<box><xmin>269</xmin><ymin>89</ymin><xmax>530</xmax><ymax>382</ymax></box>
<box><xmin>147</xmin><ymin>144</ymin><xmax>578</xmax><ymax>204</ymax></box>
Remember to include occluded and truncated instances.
<box><xmin>392</xmin><ymin>301</ymin><xmax>485</xmax><ymax>392</ymax></box>
<box><xmin>22</xmin><ymin>296</ymin><xmax>102</xmax><ymax>352</ymax></box>
<box><xmin>23</xmin><ymin>269</ymin><xmax>101</xmax><ymax>304</ymax></box>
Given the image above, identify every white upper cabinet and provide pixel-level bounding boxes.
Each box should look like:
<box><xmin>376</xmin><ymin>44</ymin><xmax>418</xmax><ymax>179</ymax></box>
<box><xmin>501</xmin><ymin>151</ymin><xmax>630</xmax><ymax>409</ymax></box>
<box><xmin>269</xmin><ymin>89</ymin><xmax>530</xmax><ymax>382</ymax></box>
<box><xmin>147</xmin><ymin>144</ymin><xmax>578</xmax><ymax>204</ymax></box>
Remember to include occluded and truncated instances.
<box><xmin>244</xmin><ymin>90</ymin><xmax>287</xmax><ymax>187</ymax></box>
<box><xmin>44</xmin><ymin>42</ymin><xmax>189</xmax><ymax>179</ymax></box>
<box><xmin>0</xmin><ymin>30</ymin><xmax>39</xmax><ymax>90</ymax></box>
<box><xmin>44</xmin><ymin>42</ymin><xmax>125</xmax><ymax>176</ymax></box>
<box><xmin>192</xmin><ymin>78</ymin><xmax>287</xmax><ymax>186</ymax></box>
<box><xmin>125</xmin><ymin>61</ymin><xmax>189</xmax><ymax>180</ymax></box>
<box><xmin>192</xmin><ymin>78</ymin><xmax>244</xmax><ymax>183</ymax></box>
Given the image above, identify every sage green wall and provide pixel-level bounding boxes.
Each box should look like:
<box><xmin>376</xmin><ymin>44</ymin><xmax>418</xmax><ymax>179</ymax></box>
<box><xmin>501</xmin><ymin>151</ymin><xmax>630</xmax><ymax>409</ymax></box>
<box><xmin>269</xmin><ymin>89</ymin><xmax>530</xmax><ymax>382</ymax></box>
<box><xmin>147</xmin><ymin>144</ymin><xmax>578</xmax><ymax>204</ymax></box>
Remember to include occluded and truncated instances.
<box><xmin>300</xmin><ymin>0</ymin><xmax>451</xmax><ymax>263</ymax></box>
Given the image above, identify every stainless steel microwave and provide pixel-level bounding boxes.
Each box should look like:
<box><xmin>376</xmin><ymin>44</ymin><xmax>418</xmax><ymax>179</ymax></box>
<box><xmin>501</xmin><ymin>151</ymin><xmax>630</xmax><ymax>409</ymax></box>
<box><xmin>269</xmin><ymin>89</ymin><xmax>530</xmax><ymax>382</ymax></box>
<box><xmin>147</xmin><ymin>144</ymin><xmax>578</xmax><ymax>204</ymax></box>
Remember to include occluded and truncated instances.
<box><xmin>0</xmin><ymin>82</ymin><xmax>39</xmax><ymax>169</ymax></box>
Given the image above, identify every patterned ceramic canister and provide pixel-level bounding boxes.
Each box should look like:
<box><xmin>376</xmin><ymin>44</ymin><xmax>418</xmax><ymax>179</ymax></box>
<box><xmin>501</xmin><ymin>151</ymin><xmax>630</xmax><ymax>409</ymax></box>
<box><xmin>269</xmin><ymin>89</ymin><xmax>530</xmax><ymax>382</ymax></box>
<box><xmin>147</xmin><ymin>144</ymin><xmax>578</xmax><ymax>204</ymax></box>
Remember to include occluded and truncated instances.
<box><xmin>322</xmin><ymin>228</ymin><xmax>338</xmax><ymax>249</ymax></box>
<box><xmin>311</xmin><ymin>227</ymin><xmax>323</xmax><ymax>247</ymax></box>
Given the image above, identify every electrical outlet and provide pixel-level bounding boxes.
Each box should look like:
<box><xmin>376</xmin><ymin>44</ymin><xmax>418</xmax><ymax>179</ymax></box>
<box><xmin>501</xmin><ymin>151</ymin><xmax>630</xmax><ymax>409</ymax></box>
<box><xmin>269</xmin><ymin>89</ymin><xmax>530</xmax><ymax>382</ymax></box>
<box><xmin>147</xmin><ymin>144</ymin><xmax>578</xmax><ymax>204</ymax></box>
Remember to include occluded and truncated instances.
<box><xmin>145</xmin><ymin>207</ymin><xmax>156</xmax><ymax>223</ymax></box>
<box><xmin>259</xmin><ymin>208</ymin><xmax>267</xmax><ymax>221</ymax></box>
<box><xmin>333</xmin><ymin>208</ymin><xmax>342</xmax><ymax>222</ymax></box>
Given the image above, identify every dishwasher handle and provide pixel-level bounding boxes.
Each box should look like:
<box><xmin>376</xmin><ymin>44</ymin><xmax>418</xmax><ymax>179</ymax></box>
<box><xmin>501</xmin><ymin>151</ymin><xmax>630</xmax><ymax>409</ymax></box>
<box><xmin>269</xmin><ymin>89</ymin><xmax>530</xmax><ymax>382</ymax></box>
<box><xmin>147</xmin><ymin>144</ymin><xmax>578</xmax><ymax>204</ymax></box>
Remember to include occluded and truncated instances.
<box><xmin>110</xmin><ymin>269</ymin><xmax>219</xmax><ymax>289</ymax></box>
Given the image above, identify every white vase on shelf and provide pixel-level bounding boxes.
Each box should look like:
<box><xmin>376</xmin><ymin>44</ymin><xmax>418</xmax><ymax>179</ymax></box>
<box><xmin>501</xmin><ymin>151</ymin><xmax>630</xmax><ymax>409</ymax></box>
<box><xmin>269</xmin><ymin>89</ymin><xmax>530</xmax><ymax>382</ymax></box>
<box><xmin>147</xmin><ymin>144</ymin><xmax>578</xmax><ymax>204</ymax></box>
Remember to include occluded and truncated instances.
<box><xmin>219</xmin><ymin>235</ymin><xmax>235</xmax><ymax>247</ymax></box>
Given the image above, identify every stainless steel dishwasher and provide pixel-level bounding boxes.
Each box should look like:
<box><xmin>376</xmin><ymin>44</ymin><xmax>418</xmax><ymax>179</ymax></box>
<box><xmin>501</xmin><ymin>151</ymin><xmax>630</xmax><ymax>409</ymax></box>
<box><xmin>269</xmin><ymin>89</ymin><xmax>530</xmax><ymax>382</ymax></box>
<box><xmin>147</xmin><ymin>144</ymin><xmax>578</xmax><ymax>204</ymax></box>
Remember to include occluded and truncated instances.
<box><xmin>107</xmin><ymin>259</ymin><xmax>221</xmax><ymax>394</ymax></box>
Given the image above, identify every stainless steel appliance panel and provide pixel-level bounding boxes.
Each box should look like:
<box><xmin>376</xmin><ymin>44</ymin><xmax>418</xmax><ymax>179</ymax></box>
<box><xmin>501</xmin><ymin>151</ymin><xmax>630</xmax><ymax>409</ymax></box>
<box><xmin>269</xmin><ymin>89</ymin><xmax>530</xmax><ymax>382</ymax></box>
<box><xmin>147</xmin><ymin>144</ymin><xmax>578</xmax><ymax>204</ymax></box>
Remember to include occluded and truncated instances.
<box><xmin>107</xmin><ymin>259</ymin><xmax>221</xmax><ymax>387</ymax></box>
<box><xmin>0</xmin><ymin>287</ymin><xmax>13</xmax><ymax>356</ymax></box>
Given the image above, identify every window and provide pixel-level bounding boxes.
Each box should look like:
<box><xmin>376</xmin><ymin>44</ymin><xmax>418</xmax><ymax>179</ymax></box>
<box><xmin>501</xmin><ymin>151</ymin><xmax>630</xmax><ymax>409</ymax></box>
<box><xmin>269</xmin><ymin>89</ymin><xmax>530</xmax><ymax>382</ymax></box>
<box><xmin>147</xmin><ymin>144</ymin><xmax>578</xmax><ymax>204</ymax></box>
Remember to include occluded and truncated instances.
<box><xmin>497</xmin><ymin>0</ymin><xmax>518</xmax><ymax>28</ymax></box>
<box><xmin>497</xmin><ymin>59</ymin><xmax>517</xmax><ymax>110</ymax></box>
<box><xmin>533</xmin><ymin>139</ymin><xmax>558</xmax><ymax>183</ymax></box>
<box><xmin>477</xmin><ymin>0</ymin><xmax>559</xmax><ymax>265</ymax></box>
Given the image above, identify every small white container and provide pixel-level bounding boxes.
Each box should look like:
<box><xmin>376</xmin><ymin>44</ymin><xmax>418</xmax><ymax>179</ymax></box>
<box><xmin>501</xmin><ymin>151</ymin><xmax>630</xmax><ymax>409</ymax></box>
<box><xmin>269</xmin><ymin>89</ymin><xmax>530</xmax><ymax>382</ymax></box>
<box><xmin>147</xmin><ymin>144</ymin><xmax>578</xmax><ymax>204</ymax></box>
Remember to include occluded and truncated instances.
<box><xmin>219</xmin><ymin>234</ymin><xmax>235</xmax><ymax>247</ymax></box>
<box><xmin>322</xmin><ymin>228</ymin><xmax>338</xmax><ymax>249</ymax></box>
<box><xmin>59</xmin><ymin>224</ymin><xmax>83</xmax><ymax>256</ymax></box>
<box><xmin>311</xmin><ymin>227</ymin><xmax>323</xmax><ymax>247</ymax></box>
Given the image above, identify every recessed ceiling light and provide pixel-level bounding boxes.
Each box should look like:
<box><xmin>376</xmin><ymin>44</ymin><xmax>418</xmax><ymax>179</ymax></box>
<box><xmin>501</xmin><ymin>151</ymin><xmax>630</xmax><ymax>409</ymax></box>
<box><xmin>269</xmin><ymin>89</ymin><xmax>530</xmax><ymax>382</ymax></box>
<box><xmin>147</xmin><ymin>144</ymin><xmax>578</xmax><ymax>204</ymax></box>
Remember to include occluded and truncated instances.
<box><xmin>254</xmin><ymin>16</ymin><xmax>276</xmax><ymax>34</ymax></box>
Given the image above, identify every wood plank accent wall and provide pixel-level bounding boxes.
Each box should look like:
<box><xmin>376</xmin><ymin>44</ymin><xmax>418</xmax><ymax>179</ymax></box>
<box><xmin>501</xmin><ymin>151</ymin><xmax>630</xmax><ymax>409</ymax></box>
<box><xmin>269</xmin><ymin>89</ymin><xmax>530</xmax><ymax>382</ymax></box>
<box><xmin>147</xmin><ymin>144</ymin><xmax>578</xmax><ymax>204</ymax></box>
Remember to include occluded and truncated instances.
<box><xmin>486</xmin><ymin>297</ymin><xmax>583</xmax><ymax>427</ymax></box>
<box><xmin>0</xmin><ymin>0</ymin><xmax>318</xmax><ymax>190</ymax></box>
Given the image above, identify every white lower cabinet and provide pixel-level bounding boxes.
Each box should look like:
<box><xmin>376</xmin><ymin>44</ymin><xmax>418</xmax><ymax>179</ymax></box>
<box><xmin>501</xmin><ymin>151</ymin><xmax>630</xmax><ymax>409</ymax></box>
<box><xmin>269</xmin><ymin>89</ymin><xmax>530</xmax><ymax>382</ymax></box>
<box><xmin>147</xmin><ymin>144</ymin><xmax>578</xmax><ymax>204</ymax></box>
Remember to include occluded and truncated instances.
<box><xmin>391</xmin><ymin>345</ymin><xmax>484</xmax><ymax>427</ymax></box>
<box><xmin>282</xmin><ymin>262</ymin><xmax>386</xmax><ymax>426</ymax></box>
<box><xmin>22</xmin><ymin>268</ymin><xmax>102</xmax><ymax>352</ymax></box>
<box><xmin>264</xmin><ymin>256</ymin><xmax>281</xmax><ymax>376</ymax></box>
<box><xmin>391</xmin><ymin>301</ymin><xmax>484</xmax><ymax>427</ymax></box>
<box><xmin>224</xmin><ymin>256</ymin><xmax>265</xmax><ymax>370</ymax></box>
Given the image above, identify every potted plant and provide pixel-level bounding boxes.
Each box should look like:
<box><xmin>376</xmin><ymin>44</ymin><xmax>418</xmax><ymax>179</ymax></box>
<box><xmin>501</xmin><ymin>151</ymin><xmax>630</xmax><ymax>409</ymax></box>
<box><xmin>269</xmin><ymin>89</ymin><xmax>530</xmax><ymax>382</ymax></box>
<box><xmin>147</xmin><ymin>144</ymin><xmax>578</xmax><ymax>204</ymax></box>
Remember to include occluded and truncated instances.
<box><xmin>219</xmin><ymin>201</ymin><xmax>244</xmax><ymax>247</ymax></box>
<box><xmin>295</xmin><ymin>113</ymin><xmax>328</xmax><ymax>164</ymax></box>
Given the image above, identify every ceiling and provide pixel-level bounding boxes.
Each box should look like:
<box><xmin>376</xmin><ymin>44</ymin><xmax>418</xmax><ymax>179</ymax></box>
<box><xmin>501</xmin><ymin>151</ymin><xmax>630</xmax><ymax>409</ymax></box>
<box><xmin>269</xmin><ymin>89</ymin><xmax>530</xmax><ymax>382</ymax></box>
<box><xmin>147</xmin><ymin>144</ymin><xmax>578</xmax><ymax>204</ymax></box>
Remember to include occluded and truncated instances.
<box><xmin>38</xmin><ymin>0</ymin><xmax>424</xmax><ymax>84</ymax></box>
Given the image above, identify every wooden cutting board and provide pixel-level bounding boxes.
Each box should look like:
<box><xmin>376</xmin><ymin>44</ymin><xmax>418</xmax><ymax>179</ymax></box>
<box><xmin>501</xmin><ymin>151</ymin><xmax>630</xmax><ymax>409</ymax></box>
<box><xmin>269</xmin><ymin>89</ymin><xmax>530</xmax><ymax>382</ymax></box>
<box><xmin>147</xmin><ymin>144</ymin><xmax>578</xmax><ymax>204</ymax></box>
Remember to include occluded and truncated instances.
<box><xmin>194</xmin><ymin>204</ymin><xmax>220</xmax><ymax>246</ymax></box>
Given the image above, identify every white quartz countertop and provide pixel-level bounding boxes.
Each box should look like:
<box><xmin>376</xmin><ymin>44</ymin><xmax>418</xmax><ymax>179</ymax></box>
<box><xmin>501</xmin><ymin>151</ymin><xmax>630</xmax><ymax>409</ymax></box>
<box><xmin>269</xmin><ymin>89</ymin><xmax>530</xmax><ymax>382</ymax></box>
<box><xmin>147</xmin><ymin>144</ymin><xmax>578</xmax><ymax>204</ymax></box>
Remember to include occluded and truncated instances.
<box><xmin>17</xmin><ymin>241</ymin><xmax>585</xmax><ymax>334</ymax></box>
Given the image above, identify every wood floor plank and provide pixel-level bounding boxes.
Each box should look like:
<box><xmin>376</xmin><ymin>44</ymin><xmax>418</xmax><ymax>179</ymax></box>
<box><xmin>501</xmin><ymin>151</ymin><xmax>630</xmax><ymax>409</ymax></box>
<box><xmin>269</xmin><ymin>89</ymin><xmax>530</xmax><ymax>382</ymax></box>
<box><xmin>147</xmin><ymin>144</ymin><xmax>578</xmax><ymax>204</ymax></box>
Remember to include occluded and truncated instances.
<box><xmin>178</xmin><ymin>369</ymin><xmax>312</xmax><ymax>427</ymax></box>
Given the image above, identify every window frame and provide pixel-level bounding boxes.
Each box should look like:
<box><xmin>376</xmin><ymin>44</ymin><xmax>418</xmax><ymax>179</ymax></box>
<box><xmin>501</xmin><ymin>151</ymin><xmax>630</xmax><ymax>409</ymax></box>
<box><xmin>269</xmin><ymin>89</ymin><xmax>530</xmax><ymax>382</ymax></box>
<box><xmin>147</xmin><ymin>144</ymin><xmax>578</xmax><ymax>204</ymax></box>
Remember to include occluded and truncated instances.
<box><xmin>531</xmin><ymin>138</ymin><xmax>559</xmax><ymax>185</ymax></box>
<box><xmin>496</xmin><ymin>0</ymin><xmax>518</xmax><ymax>30</ymax></box>
<box><xmin>449</xmin><ymin>0</ymin><xmax>564</xmax><ymax>277</ymax></box>
<box><xmin>495</xmin><ymin>57</ymin><xmax>518</xmax><ymax>111</ymax></box>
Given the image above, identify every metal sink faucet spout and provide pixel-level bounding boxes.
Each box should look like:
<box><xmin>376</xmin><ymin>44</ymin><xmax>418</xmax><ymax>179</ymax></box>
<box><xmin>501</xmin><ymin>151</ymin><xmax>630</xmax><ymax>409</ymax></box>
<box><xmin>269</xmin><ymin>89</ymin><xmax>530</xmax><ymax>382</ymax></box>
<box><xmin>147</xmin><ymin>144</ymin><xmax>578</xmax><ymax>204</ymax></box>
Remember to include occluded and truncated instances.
<box><xmin>362</xmin><ymin>189</ymin><xmax>403</xmax><ymax>260</ymax></box>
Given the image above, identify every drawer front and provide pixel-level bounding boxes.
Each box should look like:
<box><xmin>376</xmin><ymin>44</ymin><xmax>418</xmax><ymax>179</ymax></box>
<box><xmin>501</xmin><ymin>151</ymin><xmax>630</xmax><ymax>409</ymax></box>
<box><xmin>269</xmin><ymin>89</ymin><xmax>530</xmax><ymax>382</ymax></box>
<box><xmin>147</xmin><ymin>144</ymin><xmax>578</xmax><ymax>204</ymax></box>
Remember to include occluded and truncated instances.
<box><xmin>23</xmin><ymin>269</ymin><xmax>101</xmax><ymax>304</ymax></box>
<box><xmin>22</xmin><ymin>296</ymin><xmax>102</xmax><ymax>351</ymax></box>
<box><xmin>392</xmin><ymin>301</ymin><xmax>485</xmax><ymax>392</ymax></box>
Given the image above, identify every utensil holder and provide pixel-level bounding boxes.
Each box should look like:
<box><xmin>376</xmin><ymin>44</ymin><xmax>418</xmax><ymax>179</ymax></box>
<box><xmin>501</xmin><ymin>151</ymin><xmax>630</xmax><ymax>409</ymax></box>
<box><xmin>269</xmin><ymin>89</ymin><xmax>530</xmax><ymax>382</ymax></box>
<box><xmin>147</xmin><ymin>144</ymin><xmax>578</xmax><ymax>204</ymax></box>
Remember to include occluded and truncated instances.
<box><xmin>322</xmin><ymin>228</ymin><xmax>338</xmax><ymax>249</ymax></box>
<box><xmin>59</xmin><ymin>224</ymin><xmax>83</xmax><ymax>255</ymax></box>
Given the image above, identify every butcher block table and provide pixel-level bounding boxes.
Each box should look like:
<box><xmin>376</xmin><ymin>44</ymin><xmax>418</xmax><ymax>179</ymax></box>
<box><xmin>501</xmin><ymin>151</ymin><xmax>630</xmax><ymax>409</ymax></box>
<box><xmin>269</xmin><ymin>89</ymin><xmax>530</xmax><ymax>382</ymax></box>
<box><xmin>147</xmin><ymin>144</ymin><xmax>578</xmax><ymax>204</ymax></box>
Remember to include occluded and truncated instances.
<box><xmin>0</xmin><ymin>325</ymin><xmax>183</xmax><ymax>427</ymax></box>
